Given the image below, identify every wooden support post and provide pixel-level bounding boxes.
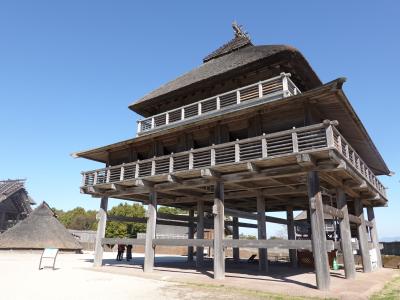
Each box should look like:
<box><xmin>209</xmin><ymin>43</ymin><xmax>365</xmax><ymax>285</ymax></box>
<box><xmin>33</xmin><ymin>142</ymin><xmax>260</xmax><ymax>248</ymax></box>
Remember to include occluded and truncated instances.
<box><xmin>188</xmin><ymin>209</ymin><xmax>194</xmax><ymax>262</ymax></box>
<box><xmin>354</xmin><ymin>199</ymin><xmax>372</xmax><ymax>273</ymax></box>
<box><xmin>93</xmin><ymin>197</ymin><xmax>108</xmax><ymax>267</ymax></box>
<box><xmin>196</xmin><ymin>201</ymin><xmax>205</xmax><ymax>267</ymax></box>
<box><xmin>307</xmin><ymin>171</ymin><xmax>330</xmax><ymax>290</ymax></box>
<box><xmin>287</xmin><ymin>206</ymin><xmax>297</xmax><ymax>268</ymax></box>
<box><xmin>232</xmin><ymin>217</ymin><xmax>240</xmax><ymax>263</ymax></box>
<box><xmin>213</xmin><ymin>181</ymin><xmax>225</xmax><ymax>279</ymax></box>
<box><xmin>256</xmin><ymin>191</ymin><xmax>268</xmax><ymax>272</ymax></box>
<box><xmin>336</xmin><ymin>189</ymin><xmax>356</xmax><ymax>279</ymax></box>
<box><xmin>144</xmin><ymin>189</ymin><xmax>157</xmax><ymax>272</ymax></box>
<box><xmin>367</xmin><ymin>206</ymin><xmax>382</xmax><ymax>269</ymax></box>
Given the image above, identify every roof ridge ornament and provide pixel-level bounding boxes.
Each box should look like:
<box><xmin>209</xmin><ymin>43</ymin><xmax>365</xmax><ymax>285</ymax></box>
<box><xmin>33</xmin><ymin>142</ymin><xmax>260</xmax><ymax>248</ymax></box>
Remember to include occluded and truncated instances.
<box><xmin>232</xmin><ymin>21</ymin><xmax>250</xmax><ymax>39</ymax></box>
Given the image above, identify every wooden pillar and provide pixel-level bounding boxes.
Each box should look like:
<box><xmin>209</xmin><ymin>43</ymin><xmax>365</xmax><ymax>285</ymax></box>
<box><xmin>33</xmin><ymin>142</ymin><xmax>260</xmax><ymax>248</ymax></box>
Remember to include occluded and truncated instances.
<box><xmin>144</xmin><ymin>189</ymin><xmax>157</xmax><ymax>272</ymax></box>
<box><xmin>232</xmin><ymin>216</ymin><xmax>240</xmax><ymax>263</ymax></box>
<box><xmin>287</xmin><ymin>206</ymin><xmax>297</xmax><ymax>268</ymax></box>
<box><xmin>196</xmin><ymin>201</ymin><xmax>205</xmax><ymax>267</ymax></box>
<box><xmin>213</xmin><ymin>180</ymin><xmax>225</xmax><ymax>279</ymax></box>
<box><xmin>367</xmin><ymin>206</ymin><xmax>382</xmax><ymax>269</ymax></box>
<box><xmin>256</xmin><ymin>191</ymin><xmax>268</xmax><ymax>272</ymax></box>
<box><xmin>188</xmin><ymin>209</ymin><xmax>194</xmax><ymax>262</ymax></box>
<box><xmin>307</xmin><ymin>171</ymin><xmax>330</xmax><ymax>290</ymax></box>
<box><xmin>336</xmin><ymin>189</ymin><xmax>356</xmax><ymax>279</ymax></box>
<box><xmin>0</xmin><ymin>212</ymin><xmax>5</xmax><ymax>231</ymax></box>
<box><xmin>354</xmin><ymin>199</ymin><xmax>372</xmax><ymax>273</ymax></box>
<box><xmin>93</xmin><ymin>196</ymin><xmax>108</xmax><ymax>267</ymax></box>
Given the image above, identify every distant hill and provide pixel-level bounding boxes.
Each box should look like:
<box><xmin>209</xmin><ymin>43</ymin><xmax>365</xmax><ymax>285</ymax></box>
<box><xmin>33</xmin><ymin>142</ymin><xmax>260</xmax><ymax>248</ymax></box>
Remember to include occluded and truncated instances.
<box><xmin>380</xmin><ymin>237</ymin><xmax>400</xmax><ymax>242</ymax></box>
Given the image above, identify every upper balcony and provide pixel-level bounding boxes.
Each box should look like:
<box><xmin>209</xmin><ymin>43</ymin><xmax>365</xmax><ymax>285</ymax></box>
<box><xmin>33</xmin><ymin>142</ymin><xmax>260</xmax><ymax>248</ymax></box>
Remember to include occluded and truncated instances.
<box><xmin>136</xmin><ymin>73</ymin><xmax>301</xmax><ymax>135</ymax></box>
<box><xmin>81</xmin><ymin>122</ymin><xmax>387</xmax><ymax>203</ymax></box>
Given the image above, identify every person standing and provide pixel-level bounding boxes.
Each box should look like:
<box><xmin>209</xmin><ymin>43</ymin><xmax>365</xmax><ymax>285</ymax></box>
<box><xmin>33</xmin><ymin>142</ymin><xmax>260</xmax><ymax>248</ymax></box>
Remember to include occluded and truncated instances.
<box><xmin>117</xmin><ymin>244</ymin><xmax>125</xmax><ymax>261</ymax></box>
<box><xmin>126</xmin><ymin>244</ymin><xmax>133</xmax><ymax>261</ymax></box>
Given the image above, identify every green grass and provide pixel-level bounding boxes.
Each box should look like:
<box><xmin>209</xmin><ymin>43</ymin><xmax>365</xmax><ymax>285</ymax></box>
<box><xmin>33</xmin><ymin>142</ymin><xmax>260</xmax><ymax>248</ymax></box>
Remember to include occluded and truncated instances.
<box><xmin>370</xmin><ymin>275</ymin><xmax>400</xmax><ymax>300</ymax></box>
<box><xmin>180</xmin><ymin>282</ymin><xmax>335</xmax><ymax>300</ymax></box>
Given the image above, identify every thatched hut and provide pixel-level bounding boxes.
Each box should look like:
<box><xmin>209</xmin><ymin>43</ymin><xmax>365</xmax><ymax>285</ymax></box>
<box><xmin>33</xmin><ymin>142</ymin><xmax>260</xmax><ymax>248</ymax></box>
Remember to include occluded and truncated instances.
<box><xmin>0</xmin><ymin>202</ymin><xmax>82</xmax><ymax>252</ymax></box>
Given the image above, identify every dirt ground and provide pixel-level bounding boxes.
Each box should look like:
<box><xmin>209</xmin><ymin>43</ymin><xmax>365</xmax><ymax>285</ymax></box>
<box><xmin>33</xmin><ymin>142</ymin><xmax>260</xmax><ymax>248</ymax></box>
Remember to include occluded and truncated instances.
<box><xmin>0</xmin><ymin>251</ymin><xmax>398</xmax><ymax>300</ymax></box>
<box><xmin>382</xmin><ymin>255</ymin><xmax>400</xmax><ymax>269</ymax></box>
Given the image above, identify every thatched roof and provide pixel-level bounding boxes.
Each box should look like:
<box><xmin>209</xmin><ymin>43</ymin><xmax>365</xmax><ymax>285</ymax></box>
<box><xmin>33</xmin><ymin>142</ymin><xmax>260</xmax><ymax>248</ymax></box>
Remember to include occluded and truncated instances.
<box><xmin>0</xmin><ymin>202</ymin><xmax>82</xmax><ymax>250</ymax></box>
<box><xmin>129</xmin><ymin>25</ymin><xmax>321</xmax><ymax>117</ymax></box>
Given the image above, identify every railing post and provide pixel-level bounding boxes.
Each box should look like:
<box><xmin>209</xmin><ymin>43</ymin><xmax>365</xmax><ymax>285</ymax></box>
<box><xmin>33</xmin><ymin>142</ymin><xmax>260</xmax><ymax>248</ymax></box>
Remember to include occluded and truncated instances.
<box><xmin>198</xmin><ymin>102</ymin><xmax>202</xmax><ymax>115</ymax></box>
<box><xmin>93</xmin><ymin>171</ymin><xmax>98</xmax><ymax>185</ymax></box>
<box><xmin>189</xmin><ymin>149</ymin><xmax>194</xmax><ymax>170</ymax></box>
<box><xmin>120</xmin><ymin>165</ymin><xmax>125</xmax><ymax>181</ymax></box>
<box><xmin>216</xmin><ymin>97</ymin><xmax>220</xmax><ymax>110</ymax></box>
<box><xmin>326</xmin><ymin>125</ymin><xmax>335</xmax><ymax>148</ymax></box>
<box><xmin>281</xmin><ymin>72</ymin><xmax>289</xmax><ymax>97</ymax></box>
<box><xmin>135</xmin><ymin>161</ymin><xmax>139</xmax><ymax>178</ymax></box>
<box><xmin>261</xmin><ymin>133</ymin><xmax>267</xmax><ymax>158</ymax></box>
<box><xmin>236</xmin><ymin>90</ymin><xmax>240</xmax><ymax>104</ymax></box>
<box><xmin>151</xmin><ymin>117</ymin><xmax>155</xmax><ymax>129</ymax></box>
<box><xmin>166</xmin><ymin>113</ymin><xmax>169</xmax><ymax>125</ymax></box>
<box><xmin>181</xmin><ymin>108</ymin><xmax>185</xmax><ymax>120</ymax></box>
<box><xmin>258</xmin><ymin>82</ymin><xmax>263</xmax><ymax>98</ymax></box>
<box><xmin>151</xmin><ymin>158</ymin><xmax>156</xmax><ymax>176</ymax></box>
<box><xmin>81</xmin><ymin>173</ymin><xmax>86</xmax><ymax>187</ymax></box>
<box><xmin>106</xmin><ymin>168</ymin><xmax>111</xmax><ymax>183</ymax></box>
<box><xmin>292</xmin><ymin>127</ymin><xmax>299</xmax><ymax>153</ymax></box>
<box><xmin>137</xmin><ymin>121</ymin><xmax>141</xmax><ymax>134</ymax></box>
<box><xmin>169</xmin><ymin>154</ymin><xmax>174</xmax><ymax>173</ymax></box>
<box><xmin>235</xmin><ymin>140</ymin><xmax>240</xmax><ymax>162</ymax></box>
<box><xmin>211</xmin><ymin>145</ymin><xmax>216</xmax><ymax>166</ymax></box>
<box><xmin>337</xmin><ymin>134</ymin><xmax>342</xmax><ymax>153</ymax></box>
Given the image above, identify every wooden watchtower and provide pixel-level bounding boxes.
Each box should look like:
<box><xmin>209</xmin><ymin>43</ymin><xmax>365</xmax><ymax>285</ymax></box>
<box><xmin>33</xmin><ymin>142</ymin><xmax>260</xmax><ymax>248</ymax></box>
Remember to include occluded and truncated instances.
<box><xmin>74</xmin><ymin>24</ymin><xmax>390</xmax><ymax>290</ymax></box>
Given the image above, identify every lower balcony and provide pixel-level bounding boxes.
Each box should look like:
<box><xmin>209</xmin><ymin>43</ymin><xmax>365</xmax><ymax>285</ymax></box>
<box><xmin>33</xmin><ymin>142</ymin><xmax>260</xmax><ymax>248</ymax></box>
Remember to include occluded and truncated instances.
<box><xmin>80</xmin><ymin>121</ymin><xmax>386</xmax><ymax>207</ymax></box>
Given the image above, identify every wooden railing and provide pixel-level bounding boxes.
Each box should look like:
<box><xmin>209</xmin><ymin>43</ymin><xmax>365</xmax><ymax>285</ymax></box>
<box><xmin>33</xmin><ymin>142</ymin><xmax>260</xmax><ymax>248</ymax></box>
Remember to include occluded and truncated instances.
<box><xmin>332</xmin><ymin>127</ymin><xmax>386</xmax><ymax>197</ymax></box>
<box><xmin>81</xmin><ymin>122</ymin><xmax>386</xmax><ymax>199</ymax></box>
<box><xmin>136</xmin><ymin>73</ymin><xmax>301</xmax><ymax>134</ymax></box>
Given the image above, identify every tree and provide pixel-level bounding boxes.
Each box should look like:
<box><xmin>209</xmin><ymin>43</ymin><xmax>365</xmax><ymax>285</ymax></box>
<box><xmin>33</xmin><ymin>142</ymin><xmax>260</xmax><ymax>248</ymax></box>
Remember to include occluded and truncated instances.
<box><xmin>55</xmin><ymin>207</ymin><xmax>97</xmax><ymax>230</ymax></box>
<box><xmin>106</xmin><ymin>203</ymin><xmax>146</xmax><ymax>238</ymax></box>
<box><xmin>157</xmin><ymin>206</ymin><xmax>187</xmax><ymax>215</ymax></box>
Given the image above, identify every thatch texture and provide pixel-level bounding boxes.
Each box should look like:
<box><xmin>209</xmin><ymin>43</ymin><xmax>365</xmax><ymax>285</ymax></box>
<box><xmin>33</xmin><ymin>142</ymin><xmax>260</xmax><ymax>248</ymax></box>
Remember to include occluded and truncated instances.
<box><xmin>0</xmin><ymin>202</ymin><xmax>82</xmax><ymax>251</ymax></box>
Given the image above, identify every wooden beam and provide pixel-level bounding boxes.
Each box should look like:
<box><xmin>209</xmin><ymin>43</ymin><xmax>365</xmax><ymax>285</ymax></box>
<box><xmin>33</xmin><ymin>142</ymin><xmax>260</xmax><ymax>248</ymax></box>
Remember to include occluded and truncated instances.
<box><xmin>144</xmin><ymin>189</ymin><xmax>157</xmax><ymax>273</ymax></box>
<box><xmin>232</xmin><ymin>216</ymin><xmax>240</xmax><ymax>263</ymax></box>
<box><xmin>367</xmin><ymin>206</ymin><xmax>383</xmax><ymax>269</ymax></box>
<box><xmin>188</xmin><ymin>209</ymin><xmax>195</xmax><ymax>262</ymax></box>
<box><xmin>348</xmin><ymin>213</ymin><xmax>362</xmax><ymax>225</ymax></box>
<box><xmin>153</xmin><ymin>238</ymin><xmax>213</xmax><ymax>247</ymax></box>
<box><xmin>94</xmin><ymin>197</ymin><xmax>108</xmax><ymax>267</ymax></box>
<box><xmin>354</xmin><ymin>199</ymin><xmax>372</xmax><ymax>273</ymax></box>
<box><xmin>196</xmin><ymin>201</ymin><xmax>205</xmax><ymax>268</ymax></box>
<box><xmin>257</xmin><ymin>191</ymin><xmax>268</xmax><ymax>272</ymax></box>
<box><xmin>307</xmin><ymin>171</ymin><xmax>330</xmax><ymax>290</ymax></box>
<box><xmin>101</xmin><ymin>238</ymin><xmax>145</xmax><ymax>246</ymax></box>
<box><xmin>336</xmin><ymin>189</ymin><xmax>356</xmax><ymax>279</ymax></box>
<box><xmin>323</xmin><ymin>204</ymin><xmax>344</xmax><ymax>219</ymax></box>
<box><xmin>287</xmin><ymin>206</ymin><xmax>297</xmax><ymax>268</ymax></box>
<box><xmin>213</xmin><ymin>181</ymin><xmax>225</xmax><ymax>279</ymax></box>
<box><xmin>223</xmin><ymin>239</ymin><xmax>335</xmax><ymax>251</ymax></box>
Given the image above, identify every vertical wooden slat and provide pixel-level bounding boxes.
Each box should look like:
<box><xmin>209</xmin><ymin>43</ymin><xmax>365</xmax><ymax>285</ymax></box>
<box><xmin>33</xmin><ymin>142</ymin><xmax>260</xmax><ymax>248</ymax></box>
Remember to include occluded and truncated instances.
<box><xmin>151</xmin><ymin>117</ymin><xmax>155</xmax><ymax>129</ymax></box>
<box><xmin>367</xmin><ymin>206</ymin><xmax>382</xmax><ymax>269</ymax></box>
<box><xmin>216</xmin><ymin>96</ymin><xmax>221</xmax><ymax>110</ymax></box>
<box><xmin>211</xmin><ymin>146</ymin><xmax>216</xmax><ymax>166</ymax></box>
<box><xmin>213</xmin><ymin>181</ymin><xmax>225</xmax><ymax>279</ymax></box>
<box><xmin>336</xmin><ymin>189</ymin><xmax>356</xmax><ymax>279</ymax></box>
<box><xmin>256</xmin><ymin>191</ymin><xmax>268</xmax><ymax>272</ymax></box>
<box><xmin>287</xmin><ymin>206</ymin><xmax>297</xmax><ymax>268</ymax></box>
<box><xmin>258</xmin><ymin>82</ymin><xmax>263</xmax><ymax>98</ymax></box>
<box><xmin>169</xmin><ymin>155</ymin><xmax>174</xmax><ymax>173</ymax></box>
<box><xmin>354</xmin><ymin>199</ymin><xmax>372</xmax><ymax>273</ymax></box>
<box><xmin>281</xmin><ymin>73</ymin><xmax>289</xmax><ymax>97</ymax></box>
<box><xmin>144</xmin><ymin>189</ymin><xmax>157</xmax><ymax>272</ymax></box>
<box><xmin>137</xmin><ymin>121</ymin><xmax>141</xmax><ymax>134</ymax></box>
<box><xmin>189</xmin><ymin>150</ymin><xmax>194</xmax><ymax>170</ymax></box>
<box><xmin>106</xmin><ymin>168</ymin><xmax>110</xmax><ymax>183</ymax></box>
<box><xmin>196</xmin><ymin>201</ymin><xmax>205</xmax><ymax>268</ymax></box>
<box><xmin>93</xmin><ymin>197</ymin><xmax>108</xmax><ymax>267</ymax></box>
<box><xmin>135</xmin><ymin>162</ymin><xmax>139</xmax><ymax>178</ymax></box>
<box><xmin>151</xmin><ymin>159</ymin><xmax>156</xmax><ymax>176</ymax></box>
<box><xmin>236</xmin><ymin>90</ymin><xmax>240</xmax><ymax>104</ymax></box>
<box><xmin>166</xmin><ymin>112</ymin><xmax>169</xmax><ymax>125</ymax></box>
<box><xmin>93</xmin><ymin>171</ymin><xmax>98</xmax><ymax>185</ymax></box>
<box><xmin>120</xmin><ymin>165</ymin><xmax>125</xmax><ymax>181</ymax></box>
<box><xmin>326</xmin><ymin>125</ymin><xmax>335</xmax><ymax>148</ymax></box>
<box><xmin>307</xmin><ymin>171</ymin><xmax>331</xmax><ymax>290</ymax></box>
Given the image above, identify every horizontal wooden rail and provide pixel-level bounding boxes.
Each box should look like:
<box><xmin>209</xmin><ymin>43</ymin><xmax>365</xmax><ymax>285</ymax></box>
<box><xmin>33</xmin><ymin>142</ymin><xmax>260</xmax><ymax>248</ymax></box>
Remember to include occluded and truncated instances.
<box><xmin>101</xmin><ymin>238</ymin><xmax>146</xmax><ymax>245</ymax></box>
<box><xmin>223</xmin><ymin>239</ymin><xmax>335</xmax><ymax>251</ymax></box>
<box><xmin>322</xmin><ymin>204</ymin><xmax>344</xmax><ymax>219</ymax></box>
<box><xmin>153</xmin><ymin>238</ymin><xmax>213</xmax><ymax>247</ymax></box>
<box><xmin>348</xmin><ymin>214</ymin><xmax>362</xmax><ymax>225</ymax></box>
<box><xmin>137</xmin><ymin>73</ymin><xmax>300</xmax><ymax>134</ymax></box>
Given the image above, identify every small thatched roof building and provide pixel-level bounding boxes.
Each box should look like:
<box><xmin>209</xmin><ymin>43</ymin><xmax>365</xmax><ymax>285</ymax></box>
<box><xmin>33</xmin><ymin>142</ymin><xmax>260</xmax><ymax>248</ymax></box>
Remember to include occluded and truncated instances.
<box><xmin>0</xmin><ymin>202</ymin><xmax>82</xmax><ymax>251</ymax></box>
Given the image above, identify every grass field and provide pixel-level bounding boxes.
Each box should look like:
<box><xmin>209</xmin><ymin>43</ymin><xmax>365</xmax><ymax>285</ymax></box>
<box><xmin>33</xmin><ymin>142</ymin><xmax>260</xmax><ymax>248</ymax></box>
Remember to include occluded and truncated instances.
<box><xmin>370</xmin><ymin>274</ymin><xmax>400</xmax><ymax>300</ymax></box>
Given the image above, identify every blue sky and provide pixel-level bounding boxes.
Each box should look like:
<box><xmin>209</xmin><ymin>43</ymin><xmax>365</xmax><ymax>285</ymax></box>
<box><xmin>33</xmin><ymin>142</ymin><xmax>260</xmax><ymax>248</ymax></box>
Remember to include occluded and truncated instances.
<box><xmin>1</xmin><ymin>1</ymin><xmax>399</xmax><ymax>238</ymax></box>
